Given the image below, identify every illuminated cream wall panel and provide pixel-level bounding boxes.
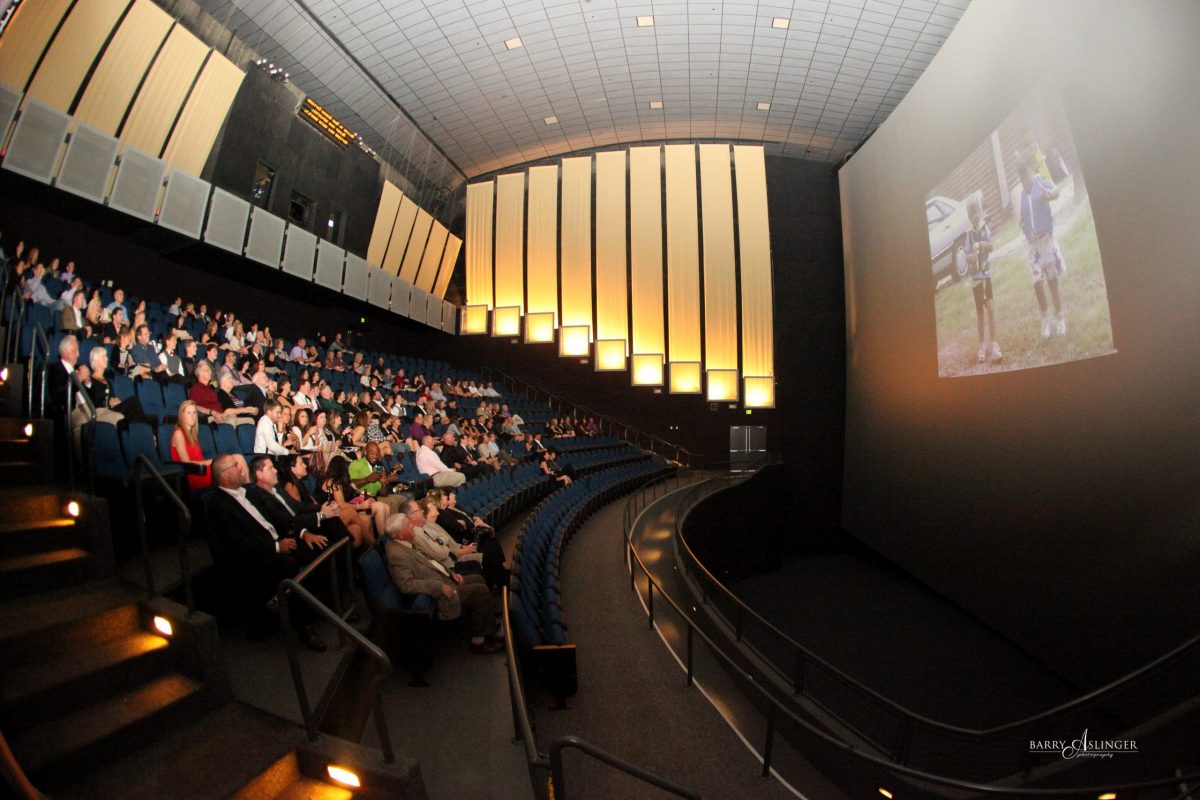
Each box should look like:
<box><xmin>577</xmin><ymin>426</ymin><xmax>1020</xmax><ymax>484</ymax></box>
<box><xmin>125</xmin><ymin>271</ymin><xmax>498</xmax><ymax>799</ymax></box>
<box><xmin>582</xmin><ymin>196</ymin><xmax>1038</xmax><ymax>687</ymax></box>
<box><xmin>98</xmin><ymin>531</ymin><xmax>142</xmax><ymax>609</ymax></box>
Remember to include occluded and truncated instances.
<box><xmin>629</xmin><ymin>146</ymin><xmax>664</xmax><ymax>357</ymax></box>
<box><xmin>383</xmin><ymin>196</ymin><xmax>419</xmax><ymax>275</ymax></box>
<box><xmin>0</xmin><ymin>0</ymin><xmax>73</xmax><ymax>91</ymax></box>
<box><xmin>525</xmin><ymin>164</ymin><xmax>558</xmax><ymax>322</ymax></box>
<box><xmin>664</xmin><ymin>144</ymin><xmax>701</xmax><ymax>365</ymax></box>
<box><xmin>699</xmin><ymin>143</ymin><xmax>738</xmax><ymax>371</ymax></box>
<box><xmin>399</xmin><ymin>207</ymin><xmax>433</xmax><ymax>283</ymax></box>
<box><xmin>560</xmin><ymin>156</ymin><xmax>592</xmax><ymax>333</ymax></box>
<box><xmin>433</xmin><ymin>234</ymin><xmax>461</xmax><ymax>300</ymax></box>
<box><xmin>594</xmin><ymin>150</ymin><xmax>628</xmax><ymax>347</ymax></box>
<box><xmin>734</xmin><ymin>145</ymin><xmax>774</xmax><ymax>378</ymax></box>
<box><xmin>161</xmin><ymin>51</ymin><xmax>243</xmax><ymax>176</ymax></box>
<box><xmin>494</xmin><ymin>172</ymin><xmax>525</xmax><ymax>313</ymax></box>
<box><xmin>465</xmin><ymin>180</ymin><xmax>494</xmax><ymax>309</ymax></box>
<box><xmin>73</xmin><ymin>0</ymin><xmax>173</xmax><ymax>136</ymax></box>
<box><xmin>367</xmin><ymin>181</ymin><xmax>403</xmax><ymax>267</ymax></box>
<box><xmin>23</xmin><ymin>0</ymin><xmax>129</xmax><ymax>111</ymax></box>
<box><xmin>119</xmin><ymin>26</ymin><xmax>208</xmax><ymax>155</ymax></box>
<box><xmin>415</xmin><ymin>220</ymin><xmax>448</xmax><ymax>292</ymax></box>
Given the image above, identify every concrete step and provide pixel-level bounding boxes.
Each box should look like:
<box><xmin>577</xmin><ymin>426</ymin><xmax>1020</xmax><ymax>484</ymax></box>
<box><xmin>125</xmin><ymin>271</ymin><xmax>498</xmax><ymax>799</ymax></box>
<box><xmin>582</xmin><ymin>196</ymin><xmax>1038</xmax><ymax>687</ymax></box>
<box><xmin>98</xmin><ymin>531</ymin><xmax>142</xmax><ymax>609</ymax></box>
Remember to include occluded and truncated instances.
<box><xmin>0</xmin><ymin>545</ymin><xmax>98</xmax><ymax>600</ymax></box>
<box><xmin>0</xmin><ymin>631</ymin><xmax>172</xmax><ymax>732</ymax></box>
<box><xmin>0</xmin><ymin>458</ymin><xmax>50</xmax><ymax>486</ymax></box>
<box><xmin>0</xmin><ymin>516</ymin><xmax>80</xmax><ymax>555</ymax></box>
<box><xmin>10</xmin><ymin>672</ymin><xmax>210</xmax><ymax>779</ymax></box>
<box><xmin>0</xmin><ymin>586</ymin><xmax>143</xmax><ymax>666</ymax></box>
<box><xmin>271</xmin><ymin>777</ymin><xmax>355</xmax><ymax>800</ymax></box>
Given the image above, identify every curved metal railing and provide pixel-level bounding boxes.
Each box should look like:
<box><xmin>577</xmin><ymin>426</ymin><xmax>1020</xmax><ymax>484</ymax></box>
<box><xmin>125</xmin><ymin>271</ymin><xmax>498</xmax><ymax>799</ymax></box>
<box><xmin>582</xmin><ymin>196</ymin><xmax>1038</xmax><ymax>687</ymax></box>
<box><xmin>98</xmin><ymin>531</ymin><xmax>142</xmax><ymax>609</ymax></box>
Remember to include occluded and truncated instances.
<box><xmin>620</xmin><ymin>467</ymin><xmax>1200</xmax><ymax>795</ymax></box>
<box><xmin>669</xmin><ymin>470</ymin><xmax>1200</xmax><ymax>779</ymax></box>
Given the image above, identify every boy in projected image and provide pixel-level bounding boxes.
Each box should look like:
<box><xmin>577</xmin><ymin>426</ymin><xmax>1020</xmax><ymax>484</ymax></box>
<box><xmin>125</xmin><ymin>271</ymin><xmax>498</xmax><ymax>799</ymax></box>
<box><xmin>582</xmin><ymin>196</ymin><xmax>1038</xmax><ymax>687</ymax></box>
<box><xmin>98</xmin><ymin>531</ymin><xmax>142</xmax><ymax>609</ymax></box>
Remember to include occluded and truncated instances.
<box><xmin>1018</xmin><ymin>152</ymin><xmax>1066</xmax><ymax>340</ymax></box>
<box><xmin>965</xmin><ymin>196</ymin><xmax>1000</xmax><ymax>363</ymax></box>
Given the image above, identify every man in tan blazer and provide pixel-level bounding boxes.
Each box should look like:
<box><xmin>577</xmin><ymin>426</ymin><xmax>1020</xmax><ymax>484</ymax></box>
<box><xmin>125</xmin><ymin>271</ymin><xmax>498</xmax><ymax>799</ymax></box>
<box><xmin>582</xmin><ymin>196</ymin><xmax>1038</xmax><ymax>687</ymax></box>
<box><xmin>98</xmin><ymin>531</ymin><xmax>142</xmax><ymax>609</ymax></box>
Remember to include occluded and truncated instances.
<box><xmin>385</xmin><ymin>511</ymin><xmax>501</xmax><ymax>653</ymax></box>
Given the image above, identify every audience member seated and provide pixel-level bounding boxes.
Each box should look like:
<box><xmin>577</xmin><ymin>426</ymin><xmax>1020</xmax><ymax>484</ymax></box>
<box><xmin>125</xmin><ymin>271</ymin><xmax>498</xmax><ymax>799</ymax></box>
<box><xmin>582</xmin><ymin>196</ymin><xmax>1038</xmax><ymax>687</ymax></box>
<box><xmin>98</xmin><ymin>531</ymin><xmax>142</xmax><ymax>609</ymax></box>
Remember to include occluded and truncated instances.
<box><xmin>315</xmin><ymin>455</ymin><xmax>381</xmax><ymax>549</ymax></box>
<box><xmin>206</xmin><ymin>454</ymin><xmax>327</xmax><ymax>652</ymax></box>
<box><xmin>384</xmin><ymin>512</ymin><xmax>502</xmax><ymax>654</ymax></box>
<box><xmin>436</xmin><ymin>489</ymin><xmax>509</xmax><ymax>589</ymax></box>
<box><xmin>59</xmin><ymin>290</ymin><xmax>90</xmax><ymax>337</ymax></box>
<box><xmin>245</xmin><ymin>455</ymin><xmax>345</xmax><ymax>552</ymax></box>
<box><xmin>83</xmin><ymin>347</ymin><xmax>145</xmax><ymax>425</ymax></box>
<box><xmin>436</xmin><ymin>431</ymin><xmax>486</xmax><ymax>480</ymax></box>
<box><xmin>540</xmin><ymin>449</ymin><xmax>574</xmax><ymax>486</ymax></box>
<box><xmin>349</xmin><ymin>442</ymin><xmax>410</xmax><ymax>514</ymax></box>
<box><xmin>254</xmin><ymin>399</ymin><xmax>290</xmax><ymax>455</ymax></box>
<box><xmin>46</xmin><ymin>335</ymin><xmax>79</xmax><ymax>419</ymax></box>
<box><xmin>405</xmin><ymin>497</ymin><xmax>483</xmax><ymax>576</ymax></box>
<box><xmin>171</xmin><ymin>400</ymin><xmax>213</xmax><ymax>492</ymax></box>
<box><xmin>217</xmin><ymin>369</ymin><xmax>258</xmax><ymax>424</ymax></box>
<box><xmin>416</xmin><ymin>435</ymin><xmax>466</xmax><ymax>487</ymax></box>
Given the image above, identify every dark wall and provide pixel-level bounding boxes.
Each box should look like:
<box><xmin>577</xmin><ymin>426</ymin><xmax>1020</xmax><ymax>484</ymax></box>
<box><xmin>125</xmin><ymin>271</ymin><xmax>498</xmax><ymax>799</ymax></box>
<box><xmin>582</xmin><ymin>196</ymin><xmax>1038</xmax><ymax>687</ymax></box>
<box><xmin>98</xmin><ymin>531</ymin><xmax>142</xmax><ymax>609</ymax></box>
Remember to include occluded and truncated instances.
<box><xmin>204</xmin><ymin>69</ymin><xmax>380</xmax><ymax>257</ymax></box>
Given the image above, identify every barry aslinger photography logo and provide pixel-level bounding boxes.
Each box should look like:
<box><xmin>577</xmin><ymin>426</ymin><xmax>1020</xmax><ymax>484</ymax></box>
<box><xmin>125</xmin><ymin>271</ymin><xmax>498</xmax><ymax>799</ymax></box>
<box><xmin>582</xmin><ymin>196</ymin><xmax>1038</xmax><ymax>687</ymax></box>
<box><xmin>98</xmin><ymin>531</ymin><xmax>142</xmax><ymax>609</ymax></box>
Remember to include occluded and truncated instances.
<box><xmin>1029</xmin><ymin>728</ymin><xmax>1138</xmax><ymax>760</ymax></box>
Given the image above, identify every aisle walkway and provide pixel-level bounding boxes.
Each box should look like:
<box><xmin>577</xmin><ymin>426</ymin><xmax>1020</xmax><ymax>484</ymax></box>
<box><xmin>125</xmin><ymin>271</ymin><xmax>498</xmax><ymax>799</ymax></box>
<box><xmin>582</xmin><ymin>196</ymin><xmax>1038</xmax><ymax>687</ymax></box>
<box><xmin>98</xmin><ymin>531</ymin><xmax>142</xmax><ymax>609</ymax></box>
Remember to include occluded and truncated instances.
<box><xmin>526</xmin><ymin>484</ymin><xmax>845</xmax><ymax>799</ymax></box>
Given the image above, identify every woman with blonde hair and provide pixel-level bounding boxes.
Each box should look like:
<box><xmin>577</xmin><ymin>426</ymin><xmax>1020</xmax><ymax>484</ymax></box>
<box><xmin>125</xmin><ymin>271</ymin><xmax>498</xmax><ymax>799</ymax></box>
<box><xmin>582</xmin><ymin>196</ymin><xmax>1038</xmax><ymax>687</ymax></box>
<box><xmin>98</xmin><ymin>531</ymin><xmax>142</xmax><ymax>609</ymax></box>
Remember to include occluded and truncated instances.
<box><xmin>170</xmin><ymin>400</ymin><xmax>211</xmax><ymax>492</ymax></box>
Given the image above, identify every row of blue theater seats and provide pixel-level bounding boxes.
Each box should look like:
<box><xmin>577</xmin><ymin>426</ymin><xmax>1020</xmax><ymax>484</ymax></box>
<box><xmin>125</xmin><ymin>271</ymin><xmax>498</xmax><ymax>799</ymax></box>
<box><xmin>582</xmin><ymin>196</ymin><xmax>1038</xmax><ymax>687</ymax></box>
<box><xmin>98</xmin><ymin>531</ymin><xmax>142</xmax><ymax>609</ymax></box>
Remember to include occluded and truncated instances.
<box><xmin>508</xmin><ymin>458</ymin><xmax>670</xmax><ymax>649</ymax></box>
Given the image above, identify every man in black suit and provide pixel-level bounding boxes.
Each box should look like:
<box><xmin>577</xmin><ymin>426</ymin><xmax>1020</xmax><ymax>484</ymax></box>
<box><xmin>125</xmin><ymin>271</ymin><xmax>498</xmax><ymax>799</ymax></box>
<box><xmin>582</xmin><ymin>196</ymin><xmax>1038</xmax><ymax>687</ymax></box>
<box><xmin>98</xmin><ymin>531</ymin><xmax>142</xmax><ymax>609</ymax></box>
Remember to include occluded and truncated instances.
<box><xmin>46</xmin><ymin>334</ymin><xmax>79</xmax><ymax>418</ymax></box>
<box><xmin>207</xmin><ymin>454</ymin><xmax>327</xmax><ymax>651</ymax></box>
<box><xmin>244</xmin><ymin>455</ymin><xmax>348</xmax><ymax>546</ymax></box>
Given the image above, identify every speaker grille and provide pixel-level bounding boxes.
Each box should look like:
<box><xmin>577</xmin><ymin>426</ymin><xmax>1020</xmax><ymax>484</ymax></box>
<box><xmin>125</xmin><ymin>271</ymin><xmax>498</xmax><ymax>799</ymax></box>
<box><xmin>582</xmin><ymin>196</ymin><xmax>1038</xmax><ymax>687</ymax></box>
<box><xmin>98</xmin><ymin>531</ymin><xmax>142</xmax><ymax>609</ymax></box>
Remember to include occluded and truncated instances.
<box><xmin>204</xmin><ymin>187</ymin><xmax>250</xmax><ymax>254</ymax></box>
<box><xmin>109</xmin><ymin>146</ymin><xmax>165</xmax><ymax>222</ymax></box>
<box><xmin>57</xmin><ymin>123</ymin><xmax>118</xmax><ymax>202</ymax></box>
<box><xmin>158</xmin><ymin>170</ymin><xmax>210</xmax><ymax>239</ymax></box>
<box><xmin>282</xmin><ymin>225</ymin><xmax>317</xmax><ymax>280</ymax></box>
<box><xmin>245</xmin><ymin>207</ymin><xmax>285</xmax><ymax>267</ymax></box>
<box><xmin>2</xmin><ymin>99</ymin><xmax>70</xmax><ymax>183</ymax></box>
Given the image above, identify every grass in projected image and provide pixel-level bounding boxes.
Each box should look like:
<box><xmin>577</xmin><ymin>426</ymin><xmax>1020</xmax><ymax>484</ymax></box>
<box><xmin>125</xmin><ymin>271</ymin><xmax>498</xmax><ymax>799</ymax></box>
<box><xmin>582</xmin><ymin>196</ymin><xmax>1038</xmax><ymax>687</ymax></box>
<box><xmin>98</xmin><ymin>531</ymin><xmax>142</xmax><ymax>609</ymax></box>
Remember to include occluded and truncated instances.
<box><xmin>929</xmin><ymin>86</ymin><xmax>1116</xmax><ymax>377</ymax></box>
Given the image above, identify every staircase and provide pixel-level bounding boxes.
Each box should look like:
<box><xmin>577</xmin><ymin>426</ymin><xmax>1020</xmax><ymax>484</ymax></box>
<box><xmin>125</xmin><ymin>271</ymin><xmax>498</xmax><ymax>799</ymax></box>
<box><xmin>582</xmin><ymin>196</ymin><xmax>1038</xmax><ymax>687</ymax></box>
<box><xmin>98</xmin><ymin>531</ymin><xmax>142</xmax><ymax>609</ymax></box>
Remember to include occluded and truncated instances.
<box><xmin>0</xmin><ymin>401</ymin><xmax>426</xmax><ymax>799</ymax></box>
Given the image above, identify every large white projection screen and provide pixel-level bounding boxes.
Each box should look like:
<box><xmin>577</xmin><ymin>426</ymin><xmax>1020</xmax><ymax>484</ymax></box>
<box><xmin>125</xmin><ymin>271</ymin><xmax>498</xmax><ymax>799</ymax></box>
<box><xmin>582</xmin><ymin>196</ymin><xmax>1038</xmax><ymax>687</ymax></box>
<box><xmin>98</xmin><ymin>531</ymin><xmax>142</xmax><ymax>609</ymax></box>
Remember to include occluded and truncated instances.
<box><xmin>929</xmin><ymin>84</ymin><xmax>1114</xmax><ymax>377</ymax></box>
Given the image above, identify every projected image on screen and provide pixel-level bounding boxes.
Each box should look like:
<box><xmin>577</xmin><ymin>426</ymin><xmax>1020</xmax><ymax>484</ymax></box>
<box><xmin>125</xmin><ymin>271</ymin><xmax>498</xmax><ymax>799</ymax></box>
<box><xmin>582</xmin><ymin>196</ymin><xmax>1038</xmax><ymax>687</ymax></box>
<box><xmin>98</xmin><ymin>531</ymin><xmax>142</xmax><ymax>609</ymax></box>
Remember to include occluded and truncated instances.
<box><xmin>928</xmin><ymin>86</ymin><xmax>1115</xmax><ymax>377</ymax></box>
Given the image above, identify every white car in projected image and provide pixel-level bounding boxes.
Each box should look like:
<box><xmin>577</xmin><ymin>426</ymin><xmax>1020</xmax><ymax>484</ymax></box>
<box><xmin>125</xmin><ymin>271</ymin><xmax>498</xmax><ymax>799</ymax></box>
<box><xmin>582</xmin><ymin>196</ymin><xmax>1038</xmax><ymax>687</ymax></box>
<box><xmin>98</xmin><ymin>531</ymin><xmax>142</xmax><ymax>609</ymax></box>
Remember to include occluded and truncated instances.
<box><xmin>927</xmin><ymin>191</ymin><xmax>982</xmax><ymax>287</ymax></box>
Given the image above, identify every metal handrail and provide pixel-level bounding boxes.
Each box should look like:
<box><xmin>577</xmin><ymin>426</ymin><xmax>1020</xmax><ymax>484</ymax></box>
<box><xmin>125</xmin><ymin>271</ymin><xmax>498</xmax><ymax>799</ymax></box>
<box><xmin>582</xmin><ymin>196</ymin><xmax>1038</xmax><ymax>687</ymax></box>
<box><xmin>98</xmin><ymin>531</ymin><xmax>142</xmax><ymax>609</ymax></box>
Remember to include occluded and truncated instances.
<box><xmin>0</xmin><ymin>731</ymin><xmax>42</xmax><ymax>800</ymax></box>
<box><xmin>28</xmin><ymin>322</ymin><xmax>48</xmax><ymax>418</ymax></box>
<box><xmin>621</xmin><ymin>470</ymin><xmax>1200</xmax><ymax>796</ymax></box>
<box><xmin>671</xmin><ymin>473</ymin><xmax>1200</xmax><ymax>738</ymax></box>
<box><xmin>503</xmin><ymin>579</ymin><xmax>707</xmax><ymax>800</ymax></box>
<box><xmin>480</xmin><ymin>365</ymin><xmax>699</xmax><ymax>466</ymax></box>
<box><xmin>548</xmin><ymin>736</ymin><xmax>703</xmax><ymax>800</ymax></box>
<box><xmin>4</xmin><ymin>289</ymin><xmax>26</xmax><ymax>364</ymax></box>
<box><xmin>131</xmin><ymin>454</ymin><xmax>196</xmax><ymax>614</ymax></box>
<box><xmin>67</xmin><ymin>372</ymin><xmax>97</xmax><ymax>496</ymax></box>
<box><xmin>277</xmin><ymin>578</ymin><xmax>395</xmax><ymax>764</ymax></box>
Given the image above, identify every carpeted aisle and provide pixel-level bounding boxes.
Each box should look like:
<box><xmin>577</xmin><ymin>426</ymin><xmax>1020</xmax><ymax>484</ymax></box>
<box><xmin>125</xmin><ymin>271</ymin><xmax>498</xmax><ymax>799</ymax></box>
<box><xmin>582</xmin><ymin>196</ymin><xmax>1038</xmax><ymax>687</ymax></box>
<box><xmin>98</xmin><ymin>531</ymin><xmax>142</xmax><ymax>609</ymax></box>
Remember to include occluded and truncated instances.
<box><xmin>524</xmin><ymin>487</ymin><xmax>830</xmax><ymax>800</ymax></box>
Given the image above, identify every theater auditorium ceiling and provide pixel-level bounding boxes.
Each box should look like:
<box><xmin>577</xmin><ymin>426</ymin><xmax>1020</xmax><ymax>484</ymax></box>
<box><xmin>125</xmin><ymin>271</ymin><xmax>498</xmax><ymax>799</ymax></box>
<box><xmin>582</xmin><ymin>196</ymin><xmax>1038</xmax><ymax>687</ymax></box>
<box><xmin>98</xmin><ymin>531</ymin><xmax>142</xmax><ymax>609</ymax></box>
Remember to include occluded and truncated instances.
<box><xmin>193</xmin><ymin>0</ymin><xmax>967</xmax><ymax>179</ymax></box>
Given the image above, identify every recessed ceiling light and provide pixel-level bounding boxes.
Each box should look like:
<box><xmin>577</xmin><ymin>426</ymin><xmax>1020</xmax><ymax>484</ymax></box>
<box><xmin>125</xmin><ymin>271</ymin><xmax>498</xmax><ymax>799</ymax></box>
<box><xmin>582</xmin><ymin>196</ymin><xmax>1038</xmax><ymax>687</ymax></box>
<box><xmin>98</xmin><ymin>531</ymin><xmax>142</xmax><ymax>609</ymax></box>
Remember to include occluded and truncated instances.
<box><xmin>636</xmin><ymin>15</ymin><xmax>654</xmax><ymax>26</ymax></box>
<box><xmin>772</xmin><ymin>17</ymin><xmax>790</xmax><ymax>29</ymax></box>
<box><xmin>505</xmin><ymin>36</ymin><xmax>523</xmax><ymax>49</ymax></box>
<box><xmin>757</xmin><ymin>102</ymin><xmax>771</xmax><ymax>111</ymax></box>
<box><xmin>544</xmin><ymin>115</ymin><xmax>558</xmax><ymax>125</ymax></box>
<box><xmin>649</xmin><ymin>100</ymin><xmax>663</xmax><ymax>109</ymax></box>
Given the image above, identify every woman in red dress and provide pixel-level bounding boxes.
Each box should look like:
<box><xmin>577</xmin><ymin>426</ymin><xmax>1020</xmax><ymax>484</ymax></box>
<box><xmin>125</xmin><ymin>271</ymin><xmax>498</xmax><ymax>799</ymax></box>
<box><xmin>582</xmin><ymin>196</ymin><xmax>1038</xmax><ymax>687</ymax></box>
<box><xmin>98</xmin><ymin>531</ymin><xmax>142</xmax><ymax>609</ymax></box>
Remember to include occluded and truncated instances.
<box><xmin>171</xmin><ymin>400</ymin><xmax>212</xmax><ymax>492</ymax></box>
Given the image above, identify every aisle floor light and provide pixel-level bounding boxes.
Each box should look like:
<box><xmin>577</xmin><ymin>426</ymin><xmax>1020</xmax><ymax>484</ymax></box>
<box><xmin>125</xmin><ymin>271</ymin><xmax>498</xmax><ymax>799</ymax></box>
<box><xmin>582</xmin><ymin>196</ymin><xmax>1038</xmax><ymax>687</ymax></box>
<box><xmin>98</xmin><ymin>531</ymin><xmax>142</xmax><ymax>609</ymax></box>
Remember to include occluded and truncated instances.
<box><xmin>492</xmin><ymin>306</ymin><xmax>520</xmax><ymax>337</ymax></box>
<box><xmin>669</xmin><ymin>362</ymin><xmax>701</xmax><ymax>394</ymax></box>
<box><xmin>595</xmin><ymin>339</ymin><xmax>627</xmax><ymax>371</ymax></box>
<box><xmin>744</xmin><ymin>376</ymin><xmax>775</xmax><ymax>408</ymax></box>
<box><xmin>706</xmin><ymin>369</ymin><xmax>739</xmax><ymax>402</ymax></box>
<box><xmin>326</xmin><ymin>765</ymin><xmax>361</xmax><ymax>788</ymax></box>
<box><xmin>524</xmin><ymin>311</ymin><xmax>555</xmax><ymax>343</ymax></box>
<box><xmin>631</xmin><ymin>353</ymin><xmax>664</xmax><ymax>386</ymax></box>
<box><xmin>559</xmin><ymin>325</ymin><xmax>590</xmax><ymax>357</ymax></box>
<box><xmin>153</xmin><ymin>616</ymin><xmax>173</xmax><ymax>637</ymax></box>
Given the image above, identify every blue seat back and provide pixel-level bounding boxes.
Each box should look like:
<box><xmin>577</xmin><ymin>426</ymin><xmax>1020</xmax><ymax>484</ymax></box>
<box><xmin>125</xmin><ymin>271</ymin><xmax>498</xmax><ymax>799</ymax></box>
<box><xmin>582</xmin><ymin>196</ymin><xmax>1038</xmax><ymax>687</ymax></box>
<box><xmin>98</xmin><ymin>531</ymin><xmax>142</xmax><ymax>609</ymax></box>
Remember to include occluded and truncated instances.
<box><xmin>214</xmin><ymin>424</ymin><xmax>240</xmax><ymax>455</ymax></box>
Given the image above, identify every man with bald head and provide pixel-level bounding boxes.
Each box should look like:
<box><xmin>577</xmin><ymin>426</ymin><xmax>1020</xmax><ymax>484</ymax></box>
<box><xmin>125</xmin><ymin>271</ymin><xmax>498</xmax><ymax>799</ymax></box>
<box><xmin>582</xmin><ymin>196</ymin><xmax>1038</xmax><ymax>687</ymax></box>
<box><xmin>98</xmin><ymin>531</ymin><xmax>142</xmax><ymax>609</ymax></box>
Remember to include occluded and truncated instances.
<box><xmin>415</xmin><ymin>434</ymin><xmax>466</xmax><ymax>487</ymax></box>
<box><xmin>206</xmin><ymin>454</ymin><xmax>326</xmax><ymax>651</ymax></box>
<box><xmin>349</xmin><ymin>441</ymin><xmax>411</xmax><ymax>513</ymax></box>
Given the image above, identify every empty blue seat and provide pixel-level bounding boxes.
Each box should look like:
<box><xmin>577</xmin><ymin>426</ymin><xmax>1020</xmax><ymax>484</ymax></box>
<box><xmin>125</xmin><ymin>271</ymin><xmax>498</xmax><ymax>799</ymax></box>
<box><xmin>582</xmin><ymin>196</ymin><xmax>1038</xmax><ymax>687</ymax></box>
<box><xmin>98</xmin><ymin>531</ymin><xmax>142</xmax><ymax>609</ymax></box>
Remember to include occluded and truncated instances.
<box><xmin>214</xmin><ymin>424</ymin><xmax>240</xmax><ymax>455</ymax></box>
<box><xmin>197</xmin><ymin>423</ymin><xmax>217</xmax><ymax>459</ymax></box>
<box><xmin>112</xmin><ymin>374</ymin><xmax>134</xmax><ymax>401</ymax></box>
<box><xmin>135</xmin><ymin>380</ymin><xmax>166</xmax><ymax>421</ymax></box>
<box><xmin>236</xmin><ymin>424</ymin><xmax>255</xmax><ymax>455</ymax></box>
<box><xmin>163</xmin><ymin>382</ymin><xmax>186</xmax><ymax>416</ymax></box>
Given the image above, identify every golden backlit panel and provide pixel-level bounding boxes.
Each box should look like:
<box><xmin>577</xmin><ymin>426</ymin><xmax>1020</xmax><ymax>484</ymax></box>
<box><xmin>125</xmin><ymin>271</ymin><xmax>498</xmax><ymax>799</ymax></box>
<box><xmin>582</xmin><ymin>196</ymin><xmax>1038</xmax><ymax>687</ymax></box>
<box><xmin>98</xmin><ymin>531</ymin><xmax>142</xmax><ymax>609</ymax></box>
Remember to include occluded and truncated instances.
<box><xmin>161</xmin><ymin>51</ymin><xmax>244</xmax><ymax>176</ymax></box>
<box><xmin>525</xmin><ymin>164</ymin><xmax>559</xmax><ymax>321</ymax></box>
<box><xmin>461</xmin><ymin>304</ymin><xmax>488</xmax><ymax>334</ymax></box>
<box><xmin>72</xmin><ymin>0</ymin><xmax>172</xmax><ymax>135</ymax></box>
<box><xmin>699</xmin><ymin>143</ymin><xmax>738</xmax><ymax>371</ymax></box>
<box><xmin>669</xmin><ymin>361</ymin><xmax>701</xmax><ymax>394</ymax></box>
<box><xmin>706</xmin><ymin>369</ymin><xmax>739</xmax><ymax>402</ymax></box>
<box><xmin>399</xmin><ymin>208</ymin><xmax>433</xmax><ymax>284</ymax></box>
<box><xmin>629</xmin><ymin>146</ymin><xmax>664</xmax><ymax>356</ymax></box>
<box><xmin>433</xmin><ymin>234</ymin><xmax>461</xmax><ymax>300</ymax></box>
<box><xmin>120</xmin><ymin>26</ymin><xmax>208</xmax><ymax>155</ymax></box>
<box><xmin>366</xmin><ymin>181</ymin><xmax>403</xmax><ymax>268</ymax></box>
<box><xmin>594</xmin><ymin>150</ymin><xmax>628</xmax><ymax>346</ymax></box>
<box><xmin>0</xmin><ymin>0</ymin><xmax>73</xmax><ymax>92</ymax></box>
<box><xmin>631</xmin><ymin>353</ymin><xmax>664</xmax><ymax>386</ymax></box>
<box><xmin>595</xmin><ymin>339</ymin><xmax>627</xmax><ymax>371</ymax></box>
<box><xmin>525</xmin><ymin>311</ymin><xmax>555</xmax><ymax>343</ymax></box>
<box><xmin>664</xmin><ymin>144</ymin><xmax>701</xmax><ymax>364</ymax></box>
<box><xmin>559</xmin><ymin>325</ymin><xmax>590</xmax><ymax>357</ymax></box>
<box><xmin>465</xmin><ymin>180</ymin><xmax>494</xmax><ymax>308</ymax></box>
<box><xmin>415</xmin><ymin>221</ymin><xmax>449</xmax><ymax>292</ymax></box>
<box><xmin>744</xmin><ymin>376</ymin><xmax>775</xmax><ymax>409</ymax></box>
<box><xmin>383</xmin><ymin>196</ymin><xmax>419</xmax><ymax>276</ymax></box>
<box><xmin>560</xmin><ymin>156</ymin><xmax>592</xmax><ymax>332</ymax></box>
<box><xmin>733</xmin><ymin>145</ymin><xmax>775</xmax><ymax>379</ymax></box>
<box><xmin>492</xmin><ymin>306</ymin><xmax>520</xmax><ymax>338</ymax></box>
<box><xmin>23</xmin><ymin>0</ymin><xmax>129</xmax><ymax>112</ymax></box>
<box><xmin>494</xmin><ymin>172</ymin><xmax>526</xmax><ymax>313</ymax></box>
